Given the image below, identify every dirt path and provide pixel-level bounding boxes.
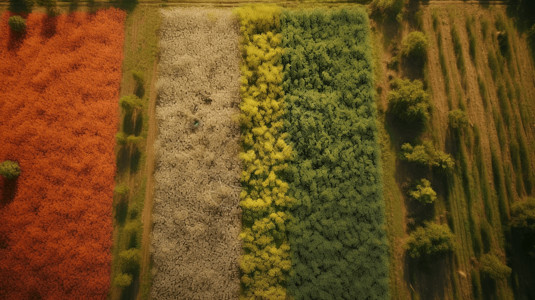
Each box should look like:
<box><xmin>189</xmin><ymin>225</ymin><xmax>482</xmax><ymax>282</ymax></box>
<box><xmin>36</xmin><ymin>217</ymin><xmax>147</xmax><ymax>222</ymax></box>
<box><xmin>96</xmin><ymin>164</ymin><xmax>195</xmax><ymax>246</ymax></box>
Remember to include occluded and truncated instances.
<box><xmin>138</xmin><ymin>56</ymin><xmax>158</xmax><ymax>300</ymax></box>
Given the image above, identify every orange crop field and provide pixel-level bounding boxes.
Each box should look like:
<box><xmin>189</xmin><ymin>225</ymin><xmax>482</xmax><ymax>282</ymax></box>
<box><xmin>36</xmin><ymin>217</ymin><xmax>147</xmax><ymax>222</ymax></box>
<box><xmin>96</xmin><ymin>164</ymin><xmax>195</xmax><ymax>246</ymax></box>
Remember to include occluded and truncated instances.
<box><xmin>0</xmin><ymin>9</ymin><xmax>125</xmax><ymax>299</ymax></box>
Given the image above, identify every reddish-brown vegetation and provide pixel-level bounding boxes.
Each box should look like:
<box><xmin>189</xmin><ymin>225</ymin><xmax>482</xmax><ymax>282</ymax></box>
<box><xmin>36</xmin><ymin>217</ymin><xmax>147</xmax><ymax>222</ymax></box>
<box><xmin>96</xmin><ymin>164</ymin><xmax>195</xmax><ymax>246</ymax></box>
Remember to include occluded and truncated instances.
<box><xmin>0</xmin><ymin>9</ymin><xmax>125</xmax><ymax>299</ymax></box>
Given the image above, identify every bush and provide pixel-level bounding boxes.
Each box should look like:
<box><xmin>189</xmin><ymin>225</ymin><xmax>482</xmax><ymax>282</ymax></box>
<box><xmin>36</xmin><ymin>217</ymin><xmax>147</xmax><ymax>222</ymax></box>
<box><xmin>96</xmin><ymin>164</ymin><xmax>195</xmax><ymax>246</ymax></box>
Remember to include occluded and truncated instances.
<box><xmin>401</xmin><ymin>31</ymin><xmax>428</xmax><ymax>65</ymax></box>
<box><xmin>479</xmin><ymin>254</ymin><xmax>511</xmax><ymax>280</ymax></box>
<box><xmin>119</xmin><ymin>95</ymin><xmax>143</xmax><ymax>112</ymax></box>
<box><xmin>119</xmin><ymin>249</ymin><xmax>140</xmax><ymax>274</ymax></box>
<box><xmin>116</xmin><ymin>132</ymin><xmax>128</xmax><ymax>145</ymax></box>
<box><xmin>406</xmin><ymin>222</ymin><xmax>455</xmax><ymax>258</ymax></box>
<box><xmin>113</xmin><ymin>273</ymin><xmax>133</xmax><ymax>287</ymax></box>
<box><xmin>400</xmin><ymin>141</ymin><xmax>454</xmax><ymax>170</ymax></box>
<box><xmin>114</xmin><ymin>185</ymin><xmax>129</xmax><ymax>198</ymax></box>
<box><xmin>8</xmin><ymin>16</ymin><xmax>27</xmax><ymax>33</ymax></box>
<box><xmin>387</xmin><ymin>78</ymin><xmax>430</xmax><ymax>124</ymax></box>
<box><xmin>511</xmin><ymin>198</ymin><xmax>535</xmax><ymax>232</ymax></box>
<box><xmin>448</xmin><ymin>109</ymin><xmax>468</xmax><ymax>130</ymax></box>
<box><xmin>0</xmin><ymin>160</ymin><xmax>21</xmax><ymax>180</ymax></box>
<box><xmin>409</xmin><ymin>178</ymin><xmax>437</xmax><ymax>204</ymax></box>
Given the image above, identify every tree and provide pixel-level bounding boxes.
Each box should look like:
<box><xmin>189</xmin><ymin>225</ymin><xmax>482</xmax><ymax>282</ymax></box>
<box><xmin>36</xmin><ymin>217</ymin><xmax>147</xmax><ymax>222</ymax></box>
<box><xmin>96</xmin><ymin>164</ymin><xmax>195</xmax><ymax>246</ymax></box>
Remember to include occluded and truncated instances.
<box><xmin>448</xmin><ymin>109</ymin><xmax>468</xmax><ymax>130</ymax></box>
<box><xmin>406</xmin><ymin>222</ymin><xmax>455</xmax><ymax>258</ymax></box>
<box><xmin>113</xmin><ymin>273</ymin><xmax>133</xmax><ymax>287</ymax></box>
<box><xmin>0</xmin><ymin>160</ymin><xmax>21</xmax><ymax>180</ymax></box>
<box><xmin>387</xmin><ymin>78</ymin><xmax>430</xmax><ymax>124</ymax></box>
<box><xmin>479</xmin><ymin>253</ymin><xmax>511</xmax><ymax>280</ymax></box>
<box><xmin>114</xmin><ymin>185</ymin><xmax>129</xmax><ymax>198</ymax></box>
<box><xmin>370</xmin><ymin>0</ymin><xmax>404</xmax><ymax>22</ymax></box>
<box><xmin>409</xmin><ymin>178</ymin><xmax>437</xmax><ymax>204</ymax></box>
<box><xmin>401</xmin><ymin>31</ymin><xmax>428</xmax><ymax>65</ymax></box>
<box><xmin>8</xmin><ymin>16</ymin><xmax>27</xmax><ymax>33</ymax></box>
<box><xmin>400</xmin><ymin>141</ymin><xmax>454</xmax><ymax>170</ymax></box>
<box><xmin>119</xmin><ymin>95</ymin><xmax>143</xmax><ymax>113</ymax></box>
<box><xmin>119</xmin><ymin>249</ymin><xmax>140</xmax><ymax>274</ymax></box>
<box><xmin>510</xmin><ymin>198</ymin><xmax>535</xmax><ymax>255</ymax></box>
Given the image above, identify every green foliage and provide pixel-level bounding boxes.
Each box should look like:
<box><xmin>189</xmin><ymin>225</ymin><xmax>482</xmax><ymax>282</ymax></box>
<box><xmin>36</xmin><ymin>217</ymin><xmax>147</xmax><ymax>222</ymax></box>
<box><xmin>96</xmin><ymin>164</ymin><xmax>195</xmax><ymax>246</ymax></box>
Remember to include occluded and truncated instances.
<box><xmin>114</xmin><ymin>185</ymin><xmax>130</xmax><ymax>198</ymax></box>
<box><xmin>119</xmin><ymin>95</ymin><xmax>143</xmax><ymax>113</ymax></box>
<box><xmin>510</xmin><ymin>198</ymin><xmax>535</xmax><ymax>233</ymax></box>
<box><xmin>409</xmin><ymin>178</ymin><xmax>437</xmax><ymax>204</ymax></box>
<box><xmin>448</xmin><ymin>109</ymin><xmax>468</xmax><ymax>130</ymax></box>
<box><xmin>118</xmin><ymin>249</ymin><xmax>140</xmax><ymax>274</ymax></box>
<box><xmin>466</xmin><ymin>16</ymin><xmax>477</xmax><ymax>60</ymax></box>
<box><xmin>0</xmin><ymin>160</ymin><xmax>21</xmax><ymax>180</ymax></box>
<box><xmin>400</xmin><ymin>31</ymin><xmax>428</xmax><ymax>65</ymax></box>
<box><xmin>236</xmin><ymin>6</ymin><xmax>294</xmax><ymax>299</ymax></box>
<box><xmin>479</xmin><ymin>253</ymin><xmax>511</xmax><ymax>280</ymax></box>
<box><xmin>116</xmin><ymin>132</ymin><xmax>128</xmax><ymax>146</ymax></box>
<box><xmin>406</xmin><ymin>222</ymin><xmax>455</xmax><ymax>258</ymax></box>
<box><xmin>282</xmin><ymin>9</ymin><xmax>388</xmax><ymax>299</ymax></box>
<box><xmin>400</xmin><ymin>141</ymin><xmax>454</xmax><ymax>170</ymax></box>
<box><xmin>451</xmin><ymin>26</ymin><xmax>466</xmax><ymax>79</ymax></box>
<box><xmin>8</xmin><ymin>16</ymin><xmax>26</xmax><ymax>33</ymax></box>
<box><xmin>387</xmin><ymin>78</ymin><xmax>430</xmax><ymax>125</ymax></box>
<box><xmin>113</xmin><ymin>273</ymin><xmax>133</xmax><ymax>288</ymax></box>
<box><xmin>132</xmin><ymin>70</ymin><xmax>145</xmax><ymax>98</ymax></box>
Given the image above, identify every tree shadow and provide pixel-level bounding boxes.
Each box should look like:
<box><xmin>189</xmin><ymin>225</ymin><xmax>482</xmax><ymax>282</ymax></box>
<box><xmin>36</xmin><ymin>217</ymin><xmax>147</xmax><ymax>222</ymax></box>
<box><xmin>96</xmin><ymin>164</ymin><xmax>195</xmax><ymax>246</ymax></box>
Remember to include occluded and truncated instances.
<box><xmin>384</xmin><ymin>108</ymin><xmax>427</xmax><ymax>147</ymax></box>
<box><xmin>68</xmin><ymin>0</ymin><xmax>80</xmax><ymax>13</ymax></box>
<box><xmin>117</xmin><ymin>147</ymin><xmax>130</xmax><ymax>173</ymax></box>
<box><xmin>401</xmin><ymin>58</ymin><xmax>425</xmax><ymax>81</ymax></box>
<box><xmin>41</xmin><ymin>15</ymin><xmax>57</xmax><ymax>39</ymax></box>
<box><xmin>134</xmin><ymin>114</ymin><xmax>143</xmax><ymax>136</ymax></box>
<box><xmin>115</xmin><ymin>199</ymin><xmax>128</xmax><ymax>225</ymax></box>
<box><xmin>130</xmin><ymin>148</ymin><xmax>141</xmax><ymax>173</ymax></box>
<box><xmin>123</xmin><ymin>111</ymin><xmax>135</xmax><ymax>135</ymax></box>
<box><xmin>115</xmin><ymin>0</ymin><xmax>138</xmax><ymax>13</ymax></box>
<box><xmin>0</xmin><ymin>177</ymin><xmax>18</xmax><ymax>207</ymax></box>
<box><xmin>8</xmin><ymin>28</ymin><xmax>26</xmax><ymax>52</ymax></box>
<box><xmin>405</xmin><ymin>254</ymin><xmax>450</xmax><ymax>300</ymax></box>
<box><xmin>134</xmin><ymin>85</ymin><xmax>145</xmax><ymax>99</ymax></box>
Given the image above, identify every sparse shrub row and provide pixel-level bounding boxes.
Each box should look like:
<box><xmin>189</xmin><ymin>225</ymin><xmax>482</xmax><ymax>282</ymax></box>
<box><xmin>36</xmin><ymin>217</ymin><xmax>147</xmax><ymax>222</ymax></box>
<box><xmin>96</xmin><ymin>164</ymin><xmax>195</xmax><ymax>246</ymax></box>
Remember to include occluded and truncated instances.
<box><xmin>281</xmin><ymin>9</ymin><xmax>389</xmax><ymax>299</ymax></box>
<box><xmin>112</xmin><ymin>71</ymin><xmax>146</xmax><ymax>289</ymax></box>
<box><xmin>236</xmin><ymin>6</ymin><xmax>295</xmax><ymax>299</ymax></box>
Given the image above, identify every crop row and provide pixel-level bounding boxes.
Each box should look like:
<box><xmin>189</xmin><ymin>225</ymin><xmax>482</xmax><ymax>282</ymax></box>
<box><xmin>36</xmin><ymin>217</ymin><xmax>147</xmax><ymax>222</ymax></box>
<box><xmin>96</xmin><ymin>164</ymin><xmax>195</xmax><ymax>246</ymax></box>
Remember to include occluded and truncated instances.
<box><xmin>237</xmin><ymin>7</ymin><xmax>388</xmax><ymax>299</ymax></box>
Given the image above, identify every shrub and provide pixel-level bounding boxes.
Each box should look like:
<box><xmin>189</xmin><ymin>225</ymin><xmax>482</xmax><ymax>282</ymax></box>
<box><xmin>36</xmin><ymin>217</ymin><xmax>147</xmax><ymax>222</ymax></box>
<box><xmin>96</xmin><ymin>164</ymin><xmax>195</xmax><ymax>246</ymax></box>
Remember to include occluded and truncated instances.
<box><xmin>113</xmin><ymin>273</ymin><xmax>133</xmax><ymax>287</ymax></box>
<box><xmin>118</xmin><ymin>249</ymin><xmax>140</xmax><ymax>273</ymax></box>
<box><xmin>409</xmin><ymin>178</ymin><xmax>437</xmax><ymax>204</ymax></box>
<box><xmin>406</xmin><ymin>222</ymin><xmax>455</xmax><ymax>258</ymax></box>
<box><xmin>114</xmin><ymin>185</ymin><xmax>129</xmax><ymax>198</ymax></box>
<box><xmin>0</xmin><ymin>160</ymin><xmax>21</xmax><ymax>180</ymax></box>
<box><xmin>8</xmin><ymin>16</ymin><xmax>27</xmax><ymax>33</ymax></box>
<box><xmin>116</xmin><ymin>132</ymin><xmax>128</xmax><ymax>145</ymax></box>
<box><xmin>400</xmin><ymin>141</ymin><xmax>454</xmax><ymax>170</ymax></box>
<box><xmin>479</xmin><ymin>254</ymin><xmax>511</xmax><ymax>280</ymax></box>
<box><xmin>401</xmin><ymin>31</ymin><xmax>428</xmax><ymax>65</ymax></box>
<box><xmin>448</xmin><ymin>109</ymin><xmax>468</xmax><ymax>130</ymax></box>
<box><xmin>387</xmin><ymin>78</ymin><xmax>430</xmax><ymax>124</ymax></box>
<box><xmin>119</xmin><ymin>95</ymin><xmax>143</xmax><ymax>112</ymax></box>
<box><xmin>510</xmin><ymin>198</ymin><xmax>535</xmax><ymax>232</ymax></box>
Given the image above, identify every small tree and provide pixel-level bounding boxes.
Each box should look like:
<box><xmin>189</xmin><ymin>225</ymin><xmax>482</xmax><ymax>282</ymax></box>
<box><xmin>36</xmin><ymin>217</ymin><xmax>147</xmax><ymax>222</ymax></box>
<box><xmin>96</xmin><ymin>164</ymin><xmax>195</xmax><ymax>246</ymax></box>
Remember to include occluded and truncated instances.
<box><xmin>0</xmin><ymin>160</ymin><xmax>21</xmax><ymax>180</ymax></box>
<box><xmin>409</xmin><ymin>179</ymin><xmax>437</xmax><ymax>204</ymax></box>
<box><xmin>388</xmin><ymin>78</ymin><xmax>430</xmax><ymax>124</ymax></box>
<box><xmin>448</xmin><ymin>109</ymin><xmax>468</xmax><ymax>130</ymax></box>
<box><xmin>400</xmin><ymin>141</ymin><xmax>454</xmax><ymax>170</ymax></box>
<box><xmin>119</xmin><ymin>248</ymin><xmax>140</xmax><ymax>274</ymax></box>
<box><xmin>114</xmin><ymin>185</ymin><xmax>129</xmax><ymax>198</ymax></box>
<box><xmin>406</xmin><ymin>222</ymin><xmax>455</xmax><ymax>259</ymax></box>
<box><xmin>401</xmin><ymin>31</ymin><xmax>428</xmax><ymax>65</ymax></box>
<box><xmin>113</xmin><ymin>272</ymin><xmax>133</xmax><ymax>287</ymax></box>
<box><xmin>8</xmin><ymin>16</ymin><xmax>27</xmax><ymax>33</ymax></box>
<box><xmin>119</xmin><ymin>95</ymin><xmax>143</xmax><ymax>113</ymax></box>
<box><xmin>479</xmin><ymin>253</ymin><xmax>511</xmax><ymax>280</ymax></box>
<box><xmin>510</xmin><ymin>198</ymin><xmax>535</xmax><ymax>255</ymax></box>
